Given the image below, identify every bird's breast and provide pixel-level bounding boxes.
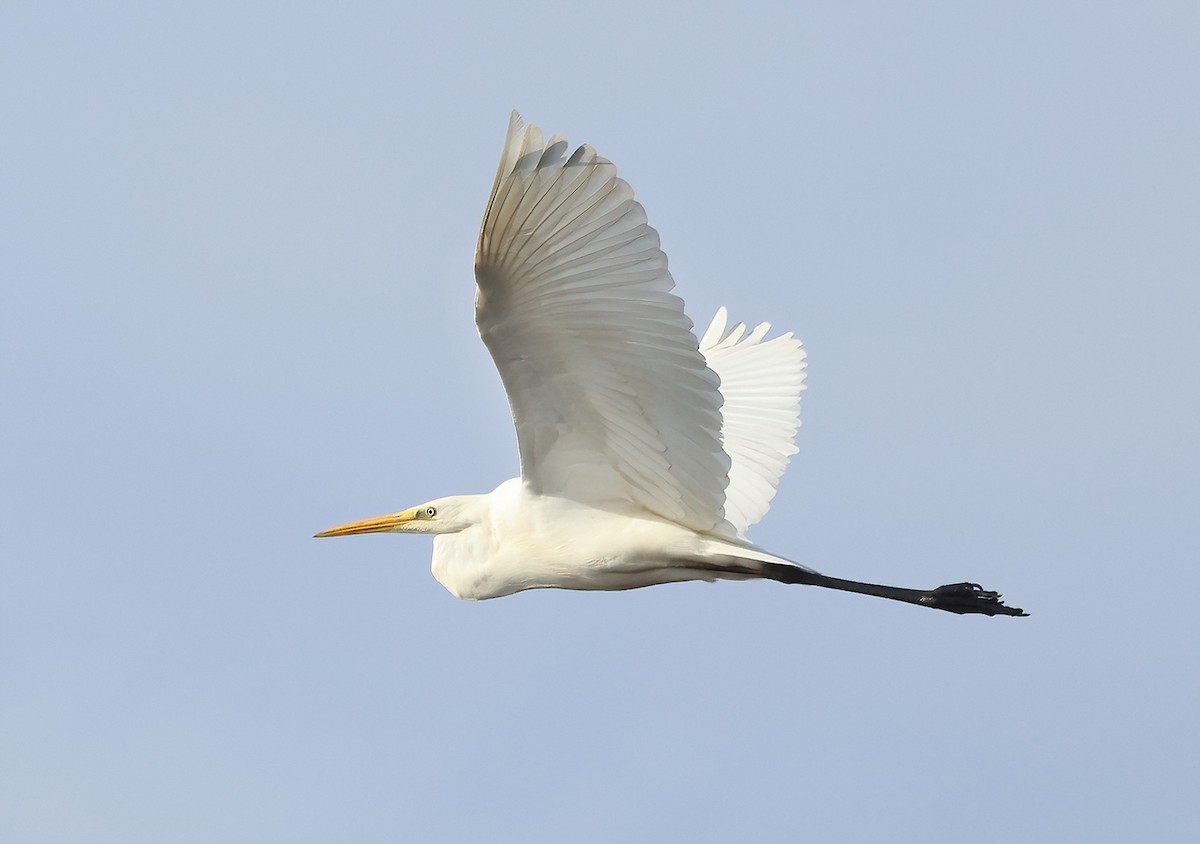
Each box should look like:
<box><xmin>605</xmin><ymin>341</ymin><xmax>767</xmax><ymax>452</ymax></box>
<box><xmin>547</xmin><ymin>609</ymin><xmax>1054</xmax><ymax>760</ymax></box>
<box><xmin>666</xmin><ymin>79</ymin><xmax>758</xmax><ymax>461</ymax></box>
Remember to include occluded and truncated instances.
<box><xmin>431</xmin><ymin>527</ymin><xmax>504</xmax><ymax>600</ymax></box>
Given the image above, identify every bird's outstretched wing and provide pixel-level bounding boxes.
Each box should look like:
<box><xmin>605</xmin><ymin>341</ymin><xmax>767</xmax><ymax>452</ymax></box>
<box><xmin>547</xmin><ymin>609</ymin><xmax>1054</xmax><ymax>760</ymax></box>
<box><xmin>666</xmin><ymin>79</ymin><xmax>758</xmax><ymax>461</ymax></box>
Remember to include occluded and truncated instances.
<box><xmin>700</xmin><ymin>307</ymin><xmax>807</xmax><ymax>538</ymax></box>
<box><xmin>474</xmin><ymin>112</ymin><xmax>731</xmax><ymax>533</ymax></box>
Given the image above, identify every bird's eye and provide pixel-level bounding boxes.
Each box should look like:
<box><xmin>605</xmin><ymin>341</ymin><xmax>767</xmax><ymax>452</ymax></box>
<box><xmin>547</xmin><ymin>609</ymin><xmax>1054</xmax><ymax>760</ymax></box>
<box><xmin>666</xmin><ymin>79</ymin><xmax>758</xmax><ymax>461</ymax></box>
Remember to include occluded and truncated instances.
<box><xmin>425</xmin><ymin>507</ymin><xmax>437</xmax><ymax>518</ymax></box>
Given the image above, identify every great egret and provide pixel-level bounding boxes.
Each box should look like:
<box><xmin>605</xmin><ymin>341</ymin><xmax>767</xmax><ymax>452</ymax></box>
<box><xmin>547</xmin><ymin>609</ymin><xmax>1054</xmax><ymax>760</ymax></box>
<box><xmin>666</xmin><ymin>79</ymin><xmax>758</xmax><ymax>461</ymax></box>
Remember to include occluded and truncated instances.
<box><xmin>316</xmin><ymin>112</ymin><xmax>1026</xmax><ymax>617</ymax></box>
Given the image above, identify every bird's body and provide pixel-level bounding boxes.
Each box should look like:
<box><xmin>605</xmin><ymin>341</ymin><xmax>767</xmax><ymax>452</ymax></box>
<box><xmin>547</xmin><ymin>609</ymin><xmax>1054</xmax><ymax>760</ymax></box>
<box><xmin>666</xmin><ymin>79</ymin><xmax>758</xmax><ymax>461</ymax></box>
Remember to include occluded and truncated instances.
<box><xmin>316</xmin><ymin>112</ymin><xmax>1027</xmax><ymax>617</ymax></box>
<box><xmin>426</xmin><ymin>479</ymin><xmax>802</xmax><ymax>600</ymax></box>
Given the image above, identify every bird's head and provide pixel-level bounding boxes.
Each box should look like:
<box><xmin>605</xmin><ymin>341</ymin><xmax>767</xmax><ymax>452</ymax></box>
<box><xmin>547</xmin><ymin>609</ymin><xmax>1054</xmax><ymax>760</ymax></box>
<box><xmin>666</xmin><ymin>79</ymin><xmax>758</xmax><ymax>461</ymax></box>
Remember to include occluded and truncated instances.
<box><xmin>314</xmin><ymin>495</ymin><xmax>482</xmax><ymax>539</ymax></box>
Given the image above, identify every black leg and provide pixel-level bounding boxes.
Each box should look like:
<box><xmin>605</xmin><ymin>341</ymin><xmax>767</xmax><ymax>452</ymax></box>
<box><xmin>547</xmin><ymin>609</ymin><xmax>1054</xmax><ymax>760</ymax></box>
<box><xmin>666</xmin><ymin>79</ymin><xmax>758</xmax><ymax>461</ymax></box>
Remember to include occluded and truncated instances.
<box><xmin>761</xmin><ymin>564</ymin><xmax>1029</xmax><ymax>617</ymax></box>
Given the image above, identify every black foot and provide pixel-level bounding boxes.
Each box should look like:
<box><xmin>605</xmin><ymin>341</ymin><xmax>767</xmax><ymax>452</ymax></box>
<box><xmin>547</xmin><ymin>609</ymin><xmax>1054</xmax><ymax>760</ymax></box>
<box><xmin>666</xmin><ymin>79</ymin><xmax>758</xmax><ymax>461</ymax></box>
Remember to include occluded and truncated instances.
<box><xmin>920</xmin><ymin>582</ymin><xmax>1028</xmax><ymax>617</ymax></box>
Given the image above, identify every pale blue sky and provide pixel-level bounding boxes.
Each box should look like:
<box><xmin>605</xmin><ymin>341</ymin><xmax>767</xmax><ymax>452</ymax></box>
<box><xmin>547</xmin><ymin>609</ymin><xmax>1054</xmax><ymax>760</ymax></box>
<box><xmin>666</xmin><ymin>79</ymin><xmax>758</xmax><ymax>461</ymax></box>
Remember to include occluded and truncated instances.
<box><xmin>3</xmin><ymin>2</ymin><xmax>1198</xmax><ymax>841</ymax></box>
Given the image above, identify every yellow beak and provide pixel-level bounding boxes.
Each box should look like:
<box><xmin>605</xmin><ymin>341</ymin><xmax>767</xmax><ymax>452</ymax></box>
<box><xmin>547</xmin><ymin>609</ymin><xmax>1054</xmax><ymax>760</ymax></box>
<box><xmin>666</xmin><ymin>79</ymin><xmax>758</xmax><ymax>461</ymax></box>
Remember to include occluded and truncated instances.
<box><xmin>313</xmin><ymin>507</ymin><xmax>417</xmax><ymax>538</ymax></box>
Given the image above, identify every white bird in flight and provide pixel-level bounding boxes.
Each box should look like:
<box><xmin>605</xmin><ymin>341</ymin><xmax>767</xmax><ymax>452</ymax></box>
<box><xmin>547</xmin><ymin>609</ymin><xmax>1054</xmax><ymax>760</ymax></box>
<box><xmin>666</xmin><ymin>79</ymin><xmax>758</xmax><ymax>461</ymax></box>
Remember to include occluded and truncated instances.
<box><xmin>316</xmin><ymin>112</ymin><xmax>1026</xmax><ymax>617</ymax></box>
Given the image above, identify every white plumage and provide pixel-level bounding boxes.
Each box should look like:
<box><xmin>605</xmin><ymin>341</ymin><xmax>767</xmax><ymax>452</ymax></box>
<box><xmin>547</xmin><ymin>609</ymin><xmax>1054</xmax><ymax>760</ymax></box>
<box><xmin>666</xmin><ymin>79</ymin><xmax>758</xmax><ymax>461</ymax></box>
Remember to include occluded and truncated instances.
<box><xmin>700</xmin><ymin>307</ymin><xmax>806</xmax><ymax>538</ymax></box>
<box><xmin>475</xmin><ymin>112</ymin><xmax>735</xmax><ymax>534</ymax></box>
<box><xmin>315</xmin><ymin>112</ymin><xmax>1027</xmax><ymax>617</ymax></box>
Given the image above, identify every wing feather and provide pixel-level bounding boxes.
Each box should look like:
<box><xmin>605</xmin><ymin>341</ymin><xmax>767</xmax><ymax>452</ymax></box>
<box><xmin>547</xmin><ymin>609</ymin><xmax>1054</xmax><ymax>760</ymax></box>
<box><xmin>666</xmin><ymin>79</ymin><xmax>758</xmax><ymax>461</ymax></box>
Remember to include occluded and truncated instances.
<box><xmin>475</xmin><ymin>112</ymin><xmax>731</xmax><ymax>532</ymax></box>
<box><xmin>700</xmin><ymin>307</ymin><xmax>807</xmax><ymax>537</ymax></box>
